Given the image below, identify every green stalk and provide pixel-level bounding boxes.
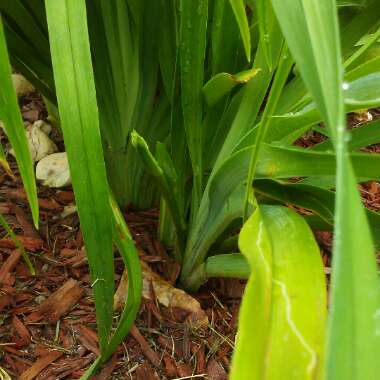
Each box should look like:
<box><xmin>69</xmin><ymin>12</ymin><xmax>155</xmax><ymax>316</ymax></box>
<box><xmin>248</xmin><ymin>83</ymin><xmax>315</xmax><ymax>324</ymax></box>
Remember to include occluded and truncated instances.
<box><xmin>243</xmin><ymin>43</ymin><xmax>293</xmax><ymax>221</ymax></box>
<box><xmin>131</xmin><ymin>131</ymin><xmax>187</xmax><ymax>258</ymax></box>
<box><xmin>186</xmin><ymin>253</ymin><xmax>250</xmax><ymax>291</ymax></box>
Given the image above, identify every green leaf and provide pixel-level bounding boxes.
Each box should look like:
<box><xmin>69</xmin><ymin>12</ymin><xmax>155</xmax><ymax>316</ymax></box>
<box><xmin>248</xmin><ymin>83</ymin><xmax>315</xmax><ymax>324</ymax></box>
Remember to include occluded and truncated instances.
<box><xmin>243</xmin><ymin>44</ymin><xmax>292</xmax><ymax>220</ymax></box>
<box><xmin>254</xmin><ymin>179</ymin><xmax>380</xmax><ymax>248</ymax></box>
<box><xmin>313</xmin><ymin>118</ymin><xmax>380</xmax><ymax>151</ymax></box>
<box><xmin>270</xmin><ymin>0</ymin><xmax>343</xmax><ymax>139</ymax></box>
<box><xmin>341</xmin><ymin>0</ymin><xmax>380</xmax><ymax>58</ymax></box>
<box><xmin>0</xmin><ymin>141</ymin><xmax>12</xmax><ymax>177</ymax></box>
<box><xmin>203</xmin><ymin>68</ymin><xmax>261</xmax><ymax>107</ymax></box>
<box><xmin>79</xmin><ymin>193</ymin><xmax>142</xmax><ymax>378</ymax></box>
<box><xmin>0</xmin><ymin>17</ymin><xmax>38</xmax><ymax>228</ymax></box>
<box><xmin>245</xmin><ymin>144</ymin><xmax>380</xmax><ymax>181</ymax></box>
<box><xmin>271</xmin><ymin>1</ymin><xmax>380</xmax><ymax>378</ymax></box>
<box><xmin>337</xmin><ymin>0</ymin><xmax>367</xmax><ymax>6</ymax></box>
<box><xmin>131</xmin><ymin>130</ymin><xmax>186</xmax><ymax>256</ymax></box>
<box><xmin>158</xmin><ymin>0</ymin><xmax>177</xmax><ymax>100</ymax></box>
<box><xmin>343</xmin><ymin>72</ymin><xmax>380</xmax><ymax>108</ymax></box>
<box><xmin>262</xmin><ymin>72</ymin><xmax>380</xmax><ymax>144</ymax></box>
<box><xmin>0</xmin><ymin>7</ymin><xmax>55</xmax><ymax>102</ymax></box>
<box><xmin>181</xmin><ymin>141</ymin><xmax>380</xmax><ymax>288</ymax></box>
<box><xmin>87</xmin><ymin>0</ymin><xmax>162</xmax><ymax>208</ymax></box>
<box><xmin>186</xmin><ymin>253</ymin><xmax>250</xmax><ymax>289</ymax></box>
<box><xmin>0</xmin><ymin>0</ymin><xmax>50</xmax><ymax>62</ymax></box>
<box><xmin>204</xmin><ymin>253</ymin><xmax>250</xmax><ymax>279</ymax></box>
<box><xmin>211</xmin><ymin>0</ymin><xmax>243</xmax><ymax>75</ymax></box>
<box><xmin>344</xmin><ymin>25</ymin><xmax>380</xmax><ymax>69</ymax></box>
<box><xmin>211</xmin><ymin>25</ymin><xmax>283</xmax><ymax>169</ymax></box>
<box><xmin>228</xmin><ymin>0</ymin><xmax>251</xmax><ymax>62</ymax></box>
<box><xmin>256</xmin><ymin>0</ymin><xmax>279</xmax><ymax>69</ymax></box>
<box><xmin>103</xmin><ymin>194</ymin><xmax>142</xmax><ymax>360</ymax></box>
<box><xmin>345</xmin><ymin>55</ymin><xmax>380</xmax><ymax>82</ymax></box>
<box><xmin>45</xmin><ymin>0</ymin><xmax>113</xmax><ymax>353</ymax></box>
<box><xmin>231</xmin><ymin>205</ymin><xmax>326</xmax><ymax>380</ymax></box>
<box><xmin>179</xmin><ymin>0</ymin><xmax>208</xmax><ymax>214</ymax></box>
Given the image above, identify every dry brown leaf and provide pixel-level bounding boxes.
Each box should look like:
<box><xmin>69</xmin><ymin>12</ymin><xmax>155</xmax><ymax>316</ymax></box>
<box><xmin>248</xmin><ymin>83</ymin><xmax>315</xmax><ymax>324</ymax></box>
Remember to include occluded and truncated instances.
<box><xmin>114</xmin><ymin>261</ymin><xmax>208</xmax><ymax>328</ymax></box>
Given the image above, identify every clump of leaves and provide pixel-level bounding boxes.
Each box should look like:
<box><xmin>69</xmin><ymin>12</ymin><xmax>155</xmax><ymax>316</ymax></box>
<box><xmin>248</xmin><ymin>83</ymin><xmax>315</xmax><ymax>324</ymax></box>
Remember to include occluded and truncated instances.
<box><xmin>0</xmin><ymin>0</ymin><xmax>379</xmax><ymax>378</ymax></box>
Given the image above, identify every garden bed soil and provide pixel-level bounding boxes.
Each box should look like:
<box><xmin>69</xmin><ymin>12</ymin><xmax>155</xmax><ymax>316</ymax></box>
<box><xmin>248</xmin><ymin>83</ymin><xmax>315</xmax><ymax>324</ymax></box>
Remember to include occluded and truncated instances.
<box><xmin>1</xmin><ymin>93</ymin><xmax>380</xmax><ymax>379</ymax></box>
<box><xmin>0</xmin><ymin>175</ymin><xmax>243</xmax><ymax>379</ymax></box>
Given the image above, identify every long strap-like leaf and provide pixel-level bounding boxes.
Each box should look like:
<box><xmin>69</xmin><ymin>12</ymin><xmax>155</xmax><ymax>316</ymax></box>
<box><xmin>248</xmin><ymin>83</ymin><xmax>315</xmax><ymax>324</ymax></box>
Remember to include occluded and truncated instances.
<box><xmin>103</xmin><ymin>194</ymin><xmax>142</xmax><ymax>360</ymax></box>
<box><xmin>179</xmin><ymin>0</ymin><xmax>208</xmax><ymax>217</ymax></box>
<box><xmin>80</xmin><ymin>194</ymin><xmax>143</xmax><ymax>379</ymax></box>
<box><xmin>44</xmin><ymin>0</ymin><xmax>114</xmax><ymax>353</ymax></box>
<box><xmin>228</xmin><ymin>0</ymin><xmax>251</xmax><ymax>62</ymax></box>
<box><xmin>271</xmin><ymin>0</ymin><xmax>380</xmax><ymax>379</ymax></box>
<box><xmin>0</xmin><ymin>17</ymin><xmax>39</xmax><ymax>227</ymax></box>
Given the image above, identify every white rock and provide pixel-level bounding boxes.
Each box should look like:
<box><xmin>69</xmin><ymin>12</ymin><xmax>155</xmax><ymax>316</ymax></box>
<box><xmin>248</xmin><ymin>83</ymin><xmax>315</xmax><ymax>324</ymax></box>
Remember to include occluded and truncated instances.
<box><xmin>36</xmin><ymin>152</ymin><xmax>71</xmax><ymax>188</ymax></box>
<box><xmin>33</xmin><ymin>120</ymin><xmax>52</xmax><ymax>135</ymax></box>
<box><xmin>10</xmin><ymin>121</ymin><xmax>57</xmax><ymax>162</ymax></box>
<box><xmin>12</xmin><ymin>74</ymin><xmax>34</xmax><ymax>97</ymax></box>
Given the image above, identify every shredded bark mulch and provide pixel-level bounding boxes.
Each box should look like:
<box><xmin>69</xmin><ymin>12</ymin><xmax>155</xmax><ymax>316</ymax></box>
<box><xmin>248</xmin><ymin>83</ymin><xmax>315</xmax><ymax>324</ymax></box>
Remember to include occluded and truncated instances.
<box><xmin>1</xmin><ymin>92</ymin><xmax>380</xmax><ymax>379</ymax></box>
<box><xmin>0</xmin><ymin>172</ymin><xmax>242</xmax><ymax>379</ymax></box>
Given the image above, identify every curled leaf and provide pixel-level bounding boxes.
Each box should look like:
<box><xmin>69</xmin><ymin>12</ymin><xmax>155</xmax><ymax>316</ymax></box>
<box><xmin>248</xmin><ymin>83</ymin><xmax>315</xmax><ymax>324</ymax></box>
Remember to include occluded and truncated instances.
<box><xmin>203</xmin><ymin>68</ymin><xmax>261</xmax><ymax>106</ymax></box>
<box><xmin>231</xmin><ymin>205</ymin><xmax>326</xmax><ymax>380</ymax></box>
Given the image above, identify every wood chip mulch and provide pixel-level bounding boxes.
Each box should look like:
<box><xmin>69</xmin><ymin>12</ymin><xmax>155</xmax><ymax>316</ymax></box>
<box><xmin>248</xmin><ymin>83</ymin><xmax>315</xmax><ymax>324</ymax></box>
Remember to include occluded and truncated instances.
<box><xmin>0</xmin><ymin>163</ymin><xmax>243</xmax><ymax>379</ymax></box>
<box><xmin>2</xmin><ymin>92</ymin><xmax>380</xmax><ymax>379</ymax></box>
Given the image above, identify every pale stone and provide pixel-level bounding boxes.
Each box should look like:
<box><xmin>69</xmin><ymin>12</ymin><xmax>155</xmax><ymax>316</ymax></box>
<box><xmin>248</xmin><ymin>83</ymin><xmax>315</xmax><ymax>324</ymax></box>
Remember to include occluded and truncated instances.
<box><xmin>33</xmin><ymin>120</ymin><xmax>52</xmax><ymax>135</ymax></box>
<box><xmin>10</xmin><ymin>121</ymin><xmax>57</xmax><ymax>162</ymax></box>
<box><xmin>36</xmin><ymin>152</ymin><xmax>71</xmax><ymax>188</ymax></box>
<box><xmin>12</xmin><ymin>73</ymin><xmax>34</xmax><ymax>97</ymax></box>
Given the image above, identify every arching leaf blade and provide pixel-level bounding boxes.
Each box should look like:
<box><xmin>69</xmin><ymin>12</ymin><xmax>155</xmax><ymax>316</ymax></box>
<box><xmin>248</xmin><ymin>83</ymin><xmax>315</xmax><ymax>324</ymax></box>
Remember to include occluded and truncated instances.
<box><xmin>0</xmin><ymin>17</ymin><xmax>39</xmax><ymax>228</ymax></box>
<box><xmin>45</xmin><ymin>0</ymin><xmax>114</xmax><ymax>352</ymax></box>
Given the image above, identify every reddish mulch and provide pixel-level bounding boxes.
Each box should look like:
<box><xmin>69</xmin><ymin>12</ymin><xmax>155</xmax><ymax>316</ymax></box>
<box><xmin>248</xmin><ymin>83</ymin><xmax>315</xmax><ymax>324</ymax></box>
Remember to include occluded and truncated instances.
<box><xmin>0</xmin><ymin>91</ymin><xmax>242</xmax><ymax>379</ymax></box>
<box><xmin>1</xmin><ymin>91</ymin><xmax>380</xmax><ymax>379</ymax></box>
<box><xmin>0</xmin><ymin>171</ymin><xmax>242</xmax><ymax>379</ymax></box>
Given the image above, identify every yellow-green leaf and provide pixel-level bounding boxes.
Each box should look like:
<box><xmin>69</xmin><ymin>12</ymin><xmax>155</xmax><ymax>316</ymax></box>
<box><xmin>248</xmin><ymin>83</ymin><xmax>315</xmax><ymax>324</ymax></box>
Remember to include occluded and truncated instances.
<box><xmin>231</xmin><ymin>205</ymin><xmax>326</xmax><ymax>380</ymax></box>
